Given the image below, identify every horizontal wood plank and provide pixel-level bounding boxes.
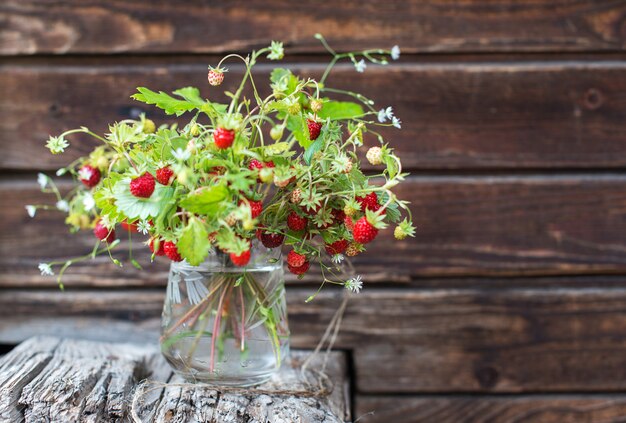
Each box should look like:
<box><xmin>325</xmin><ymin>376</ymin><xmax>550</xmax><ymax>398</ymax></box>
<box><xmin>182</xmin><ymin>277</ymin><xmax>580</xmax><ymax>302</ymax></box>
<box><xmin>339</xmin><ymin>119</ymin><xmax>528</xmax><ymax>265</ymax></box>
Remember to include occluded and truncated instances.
<box><xmin>3</xmin><ymin>174</ymin><xmax>626</xmax><ymax>286</ymax></box>
<box><xmin>2</xmin><ymin>1</ymin><xmax>626</xmax><ymax>55</ymax></box>
<box><xmin>3</xmin><ymin>287</ymin><xmax>626</xmax><ymax>393</ymax></box>
<box><xmin>355</xmin><ymin>395</ymin><xmax>626</xmax><ymax>423</ymax></box>
<box><xmin>2</xmin><ymin>61</ymin><xmax>626</xmax><ymax>171</ymax></box>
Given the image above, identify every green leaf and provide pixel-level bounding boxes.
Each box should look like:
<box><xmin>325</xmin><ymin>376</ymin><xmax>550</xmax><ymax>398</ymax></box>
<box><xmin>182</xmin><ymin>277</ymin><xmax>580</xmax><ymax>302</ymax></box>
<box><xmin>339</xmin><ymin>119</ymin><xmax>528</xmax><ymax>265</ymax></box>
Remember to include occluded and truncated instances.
<box><xmin>131</xmin><ymin>87</ymin><xmax>199</xmax><ymax>116</ymax></box>
<box><xmin>318</xmin><ymin>101</ymin><xmax>364</xmax><ymax>120</ymax></box>
<box><xmin>263</xmin><ymin>142</ymin><xmax>291</xmax><ymax>156</ymax></box>
<box><xmin>286</xmin><ymin>115</ymin><xmax>311</xmax><ymax>148</ymax></box>
<box><xmin>178</xmin><ymin>218</ymin><xmax>210</xmax><ymax>266</ymax></box>
<box><xmin>304</xmin><ymin>137</ymin><xmax>324</xmax><ymax>165</ymax></box>
<box><xmin>384</xmin><ymin>155</ymin><xmax>398</xmax><ymax>180</ymax></box>
<box><xmin>180</xmin><ymin>183</ymin><xmax>229</xmax><ymax>215</ymax></box>
<box><xmin>113</xmin><ymin>180</ymin><xmax>175</xmax><ymax>220</ymax></box>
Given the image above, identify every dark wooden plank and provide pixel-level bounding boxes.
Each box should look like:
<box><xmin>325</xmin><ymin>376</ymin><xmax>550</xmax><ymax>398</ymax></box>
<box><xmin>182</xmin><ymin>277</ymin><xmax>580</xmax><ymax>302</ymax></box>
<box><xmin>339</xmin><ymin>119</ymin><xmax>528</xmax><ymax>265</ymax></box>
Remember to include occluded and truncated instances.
<box><xmin>2</xmin><ymin>1</ymin><xmax>626</xmax><ymax>55</ymax></box>
<box><xmin>2</xmin><ymin>60</ymin><xmax>626</xmax><ymax>171</ymax></box>
<box><xmin>4</xmin><ymin>287</ymin><xmax>626</xmax><ymax>393</ymax></box>
<box><xmin>3</xmin><ymin>174</ymin><xmax>626</xmax><ymax>287</ymax></box>
<box><xmin>355</xmin><ymin>395</ymin><xmax>626</xmax><ymax>423</ymax></box>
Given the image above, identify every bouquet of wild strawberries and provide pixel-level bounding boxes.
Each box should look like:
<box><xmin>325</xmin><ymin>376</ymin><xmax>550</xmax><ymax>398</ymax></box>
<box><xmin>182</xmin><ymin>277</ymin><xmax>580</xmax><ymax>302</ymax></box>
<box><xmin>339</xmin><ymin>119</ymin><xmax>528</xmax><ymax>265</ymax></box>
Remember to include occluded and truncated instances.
<box><xmin>30</xmin><ymin>35</ymin><xmax>415</xmax><ymax>297</ymax></box>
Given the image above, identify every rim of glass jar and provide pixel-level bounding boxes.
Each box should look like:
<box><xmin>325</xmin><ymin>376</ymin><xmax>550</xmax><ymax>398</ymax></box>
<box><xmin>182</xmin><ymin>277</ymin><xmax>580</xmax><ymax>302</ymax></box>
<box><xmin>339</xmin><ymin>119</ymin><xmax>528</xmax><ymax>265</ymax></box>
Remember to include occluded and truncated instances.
<box><xmin>169</xmin><ymin>239</ymin><xmax>283</xmax><ymax>272</ymax></box>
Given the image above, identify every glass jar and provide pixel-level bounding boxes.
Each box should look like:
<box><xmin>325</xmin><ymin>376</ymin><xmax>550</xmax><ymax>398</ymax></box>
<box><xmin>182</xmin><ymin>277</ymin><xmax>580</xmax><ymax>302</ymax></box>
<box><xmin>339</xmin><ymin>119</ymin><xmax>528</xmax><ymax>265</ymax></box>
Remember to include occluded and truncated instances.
<box><xmin>160</xmin><ymin>241</ymin><xmax>289</xmax><ymax>387</ymax></box>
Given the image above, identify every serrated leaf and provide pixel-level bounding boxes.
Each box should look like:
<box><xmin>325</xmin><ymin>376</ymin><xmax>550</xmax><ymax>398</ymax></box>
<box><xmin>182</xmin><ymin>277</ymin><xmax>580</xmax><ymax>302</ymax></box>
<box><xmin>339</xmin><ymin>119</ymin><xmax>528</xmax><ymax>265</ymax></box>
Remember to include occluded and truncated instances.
<box><xmin>131</xmin><ymin>87</ymin><xmax>198</xmax><ymax>116</ymax></box>
<box><xmin>113</xmin><ymin>180</ymin><xmax>175</xmax><ymax>220</ymax></box>
<box><xmin>178</xmin><ymin>218</ymin><xmax>210</xmax><ymax>266</ymax></box>
<box><xmin>180</xmin><ymin>183</ymin><xmax>229</xmax><ymax>215</ymax></box>
<box><xmin>318</xmin><ymin>101</ymin><xmax>365</xmax><ymax>120</ymax></box>
<box><xmin>263</xmin><ymin>142</ymin><xmax>291</xmax><ymax>155</ymax></box>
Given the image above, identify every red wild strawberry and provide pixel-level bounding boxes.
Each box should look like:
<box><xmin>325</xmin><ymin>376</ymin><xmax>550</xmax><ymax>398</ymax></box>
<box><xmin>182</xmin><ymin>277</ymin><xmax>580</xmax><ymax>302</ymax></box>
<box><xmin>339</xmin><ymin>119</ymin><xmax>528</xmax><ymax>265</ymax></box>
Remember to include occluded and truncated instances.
<box><xmin>207</xmin><ymin>68</ymin><xmax>225</xmax><ymax>86</ymax></box>
<box><xmin>121</xmin><ymin>219</ymin><xmax>138</xmax><ymax>232</ymax></box>
<box><xmin>287</xmin><ymin>250</ymin><xmax>306</xmax><ymax>268</ymax></box>
<box><xmin>264</xmin><ymin>161</ymin><xmax>275</xmax><ymax>168</ymax></box>
<box><xmin>344</xmin><ymin>215</ymin><xmax>355</xmax><ymax>231</ymax></box>
<box><xmin>325</xmin><ymin>239</ymin><xmax>349</xmax><ymax>255</ymax></box>
<box><xmin>288</xmin><ymin>261</ymin><xmax>310</xmax><ymax>275</ymax></box>
<box><xmin>287</xmin><ymin>212</ymin><xmax>308</xmax><ymax>231</ymax></box>
<box><xmin>258</xmin><ymin>230</ymin><xmax>285</xmax><ymax>248</ymax></box>
<box><xmin>156</xmin><ymin>167</ymin><xmax>174</xmax><ymax>185</ymax></box>
<box><xmin>163</xmin><ymin>241</ymin><xmax>183</xmax><ymax>262</ymax></box>
<box><xmin>248</xmin><ymin>159</ymin><xmax>263</xmax><ymax>172</ymax></box>
<box><xmin>213</xmin><ymin>127</ymin><xmax>236</xmax><ymax>149</ymax></box>
<box><xmin>230</xmin><ymin>249</ymin><xmax>251</xmax><ymax>267</ymax></box>
<box><xmin>94</xmin><ymin>221</ymin><xmax>115</xmax><ymax>243</ymax></box>
<box><xmin>356</xmin><ymin>192</ymin><xmax>379</xmax><ymax>211</ymax></box>
<box><xmin>130</xmin><ymin>173</ymin><xmax>156</xmax><ymax>198</ymax></box>
<box><xmin>352</xmin><ymin>217</ymin><xmax>379</xmax><ymax>244</ymax></box>
<box><xmin>79</xmin><ymin>165</ymin><xmax>101</xmax><ymax>188</ymax></box>
<box><xmin>307</xmin><ymin>119</ymin><xmax>322</xmax><ymax>141</ymax></box>
<box><xmin>149</xmin><ymin>238</ymin><xmax>165</xmax><ymax>256</ymax></box>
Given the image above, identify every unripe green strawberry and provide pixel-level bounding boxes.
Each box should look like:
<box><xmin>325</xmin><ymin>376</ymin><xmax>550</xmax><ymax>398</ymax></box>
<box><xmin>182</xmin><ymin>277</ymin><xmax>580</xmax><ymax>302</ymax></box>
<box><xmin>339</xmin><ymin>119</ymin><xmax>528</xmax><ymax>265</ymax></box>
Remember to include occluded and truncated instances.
<box><xmin>394</xmin><ymin>225</ymin><xmax>407</xmax><ymax>240</ymax></box>
<box><xmin>190</xmin><ymin>123</ymin><xmax>200</xmax><ymax>137</ymax></box>
<box><xmin>143</xmin><ymin>119</ymin><xmax>156</xmax><ymax>134</ymax></box>
<box><xmin>270</xmin><ymin>125</ymin><xmax>284</xmax><ymax>140</ymax></box>
<box><xmin>287</xmin><ymin>102</ymin><xmax>301</xmax><ymax>115</ymax></box>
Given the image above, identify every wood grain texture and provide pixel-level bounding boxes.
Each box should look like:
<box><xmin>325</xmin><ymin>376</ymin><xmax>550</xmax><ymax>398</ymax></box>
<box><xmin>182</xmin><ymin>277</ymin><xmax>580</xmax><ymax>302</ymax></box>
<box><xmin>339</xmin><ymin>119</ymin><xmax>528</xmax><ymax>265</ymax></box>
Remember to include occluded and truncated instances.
<box><xmin>355</xmin><ymin>395</ymin><xmax>626</xmax><ymax>423</ymax></box>
<box><xmin>2</xmin><ymin>60</ymin><xmax>626</xmax><ymax>171</ymax></box>
<box><xmin>2</xmin><ymin>1</ymin><xmax>626</xmax><ymax>55</ymax></box>
<box><xmin>0</xmin><ymin>337</ymin><xmax>349</xmax><ymax>422</ymax></box>
<box><xmin>4</xmin><ymin>287</ymin><xmax>626</xmax><ymax>393</ymax></box>
<box><xmin>3</xmin><ymin>174</ymin><xmax>626</xmax><ymax>287</ymax></box>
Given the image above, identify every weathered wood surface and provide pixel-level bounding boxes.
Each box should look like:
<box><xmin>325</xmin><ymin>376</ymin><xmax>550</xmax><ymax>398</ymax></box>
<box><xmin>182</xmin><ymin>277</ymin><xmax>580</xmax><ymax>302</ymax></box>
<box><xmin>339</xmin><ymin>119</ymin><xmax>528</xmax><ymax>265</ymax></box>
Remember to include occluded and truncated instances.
<box><xmin>355</xmin><ymin>395</ymin><xmax>626</xmax><ymax>423</ymax></box>
<box><xmin>3</xmin><ymin>287</ymin><xmax>626</xmax><ymax>394</ymax></box>
<box><xmin>2</xmin><ymin>60</ymin><xmax>626</xmax><ymax>171</ymax></box>
<box><xmin>3</xmin><ymin>174</ymin><xmax>626</xmax><ymax>287</ymax></box>
<box><xmin>0</xmin><ymin>336</ymin><xmax>350</xmax><ymax>422</ymax></box>
<box><xmin>2</xmin><ymin>1</ymin><xmax>626</xmax><ymax>55</ymax></box>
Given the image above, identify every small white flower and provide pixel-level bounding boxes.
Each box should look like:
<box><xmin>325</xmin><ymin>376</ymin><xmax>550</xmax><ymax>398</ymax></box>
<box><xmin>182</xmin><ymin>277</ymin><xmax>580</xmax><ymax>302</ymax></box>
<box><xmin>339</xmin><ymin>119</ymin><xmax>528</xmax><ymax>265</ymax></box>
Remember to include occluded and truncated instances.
<box><xmin>82</xmin><ymin>193</ymin><xmax>95</xmax><ymax>211</ymax></box>
<box><xmin>354</xmin><ymin>59</ymin><xmax>367</xmax><ymax>73</ymax></box>
<box><xmin>56</xmin><ymin>200</ymin><xmax>70</xmax><ymax>212</ymax></box>
<box><xmin>331</xmin><ymin>254</ymin><xmax>345</xmax><ymax>265</ymax></box>
<box><xmin>99</xmin><ymin>215</ymin><xmax>112</xmax><ymax>228</ymax></box>
<box><xmin>78</xmin><ymin>167</ymin><xmax>93</xmax><ymax>181</ymax></box>
<box><xmin>25</xmin><ymin>205</ymin><xmax>37</xmax><ymax>218</ymax></box>
<box><xmin>345</xmin><ymin>275</ymin><xmax>363</xmax><ymax>294</ymax></box>
<box><xmin>267</xmin><ymin>41</ymin><xmax>285</xmax><ymax>60</ymax></box>
<box><xmin>172</xmin><ymin>147</ymin><xmax>191</xmax><ymax>161</ymax></box>
<box><xmin>392</xmin><ymin>116</ymin><xmax>402</xmax><ymax>129</ymax></box>
<box><xmin>45</xmin><ymin>136</ymin><xmax>69</xmax><ymax>154</ymax></box>
<box><xmin>38</xmin><ymin>263</ymin><xmax>54</xmax><ymax>276</ymax></box>
<box><xmin>56</xmin><ymin>168</ymin><xmax>67</xmax><ymax>176</ymax></box>
<box><xmin>137</xmin><ymin>220</ymin><xmax>151</xmax><ymax>235</ymax></box>
<box><xmin>37</xmin><ymin>173</ymin><xmax>48</xmax><ymax>190</ymax></box>
<box><xmin>391</xmin><ymin>45</ymin><xmax>401</xmax><ymax>60</ymax></box>
<box><xmin>377</xmin><ymin>106</ymin><xmax>394</xmax><ymax>123</ymax></box>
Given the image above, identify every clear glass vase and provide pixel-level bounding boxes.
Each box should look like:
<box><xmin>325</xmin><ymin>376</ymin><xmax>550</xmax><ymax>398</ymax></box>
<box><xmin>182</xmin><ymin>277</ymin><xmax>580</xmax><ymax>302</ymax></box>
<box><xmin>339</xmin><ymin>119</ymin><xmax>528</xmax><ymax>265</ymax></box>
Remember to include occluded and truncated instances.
<box><xmin>160</xmin><ymin>241</ymin><xmax>290</xmax><ymax>387</ymax></box>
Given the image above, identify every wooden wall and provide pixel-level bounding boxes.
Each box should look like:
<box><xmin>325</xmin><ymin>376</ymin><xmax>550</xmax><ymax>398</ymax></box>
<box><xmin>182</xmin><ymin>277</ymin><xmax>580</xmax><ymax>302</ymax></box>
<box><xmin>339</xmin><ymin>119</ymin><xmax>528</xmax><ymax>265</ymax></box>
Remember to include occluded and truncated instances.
<box><xmin>2</xmin><ymin>1</ymin><xmax>626</xmax><ymax>421</ymax></box>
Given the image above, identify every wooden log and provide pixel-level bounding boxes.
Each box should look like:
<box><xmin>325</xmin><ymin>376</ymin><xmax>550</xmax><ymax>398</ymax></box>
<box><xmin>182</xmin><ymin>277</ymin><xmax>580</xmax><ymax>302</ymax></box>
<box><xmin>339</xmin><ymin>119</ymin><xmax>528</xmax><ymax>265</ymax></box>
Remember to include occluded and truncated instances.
<box><xmin>3</xmin><ymin>173</ymin><xmax>626</xmax><ymax>287</ymax></box>
<box><xmin>0</xmin><ymin>336</ymin><xmax>349</xmax><ymax>422</ymax></box>
<box><xmin>3</xmin><ymin>287</ymin><xmax>626</xmax><ymax>393</ymax></box>
<box><xmin>2</xmin><ymin>60</ymin><xmax>626</xmax><ymax>171</ymax></box>
<box><xmin>355</xmin><ymin>395</ymin><xmax>626</xmax><ymax>423</ymax></box>
<box><xmin>2</xmin><ymin>1</ymin><xmax>626</xmax><ymax>55</ymax></box>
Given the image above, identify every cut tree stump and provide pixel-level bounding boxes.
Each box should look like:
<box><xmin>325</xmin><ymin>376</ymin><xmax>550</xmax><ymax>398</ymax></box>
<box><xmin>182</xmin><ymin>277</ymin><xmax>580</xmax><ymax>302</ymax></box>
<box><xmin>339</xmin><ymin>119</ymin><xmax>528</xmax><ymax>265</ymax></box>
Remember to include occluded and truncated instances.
<box><xmin>0</xmin><ymin>337</ymin><xmax>350</xmax><ymax>423</ymax></box>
